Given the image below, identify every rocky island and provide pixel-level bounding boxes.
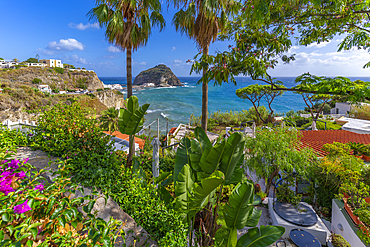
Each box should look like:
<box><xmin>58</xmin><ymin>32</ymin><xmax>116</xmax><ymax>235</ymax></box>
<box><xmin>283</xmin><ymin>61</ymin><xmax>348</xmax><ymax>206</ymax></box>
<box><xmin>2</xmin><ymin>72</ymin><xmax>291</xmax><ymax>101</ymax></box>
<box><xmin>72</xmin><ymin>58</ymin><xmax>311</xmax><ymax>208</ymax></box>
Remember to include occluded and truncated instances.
<box><xmin>133</xmin><ymin>64</ymin><xmax>183</xmax><ymax>87</ymax></box>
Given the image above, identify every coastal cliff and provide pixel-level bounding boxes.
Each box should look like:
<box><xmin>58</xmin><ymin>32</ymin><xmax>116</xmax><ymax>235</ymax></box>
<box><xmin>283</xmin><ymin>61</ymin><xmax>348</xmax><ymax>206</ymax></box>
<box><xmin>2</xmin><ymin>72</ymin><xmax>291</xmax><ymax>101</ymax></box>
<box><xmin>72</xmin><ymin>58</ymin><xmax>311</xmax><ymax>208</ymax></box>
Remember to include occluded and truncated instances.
<box><xmin>0</xmin><ymin>67</ymin><xmax>104</xmax><ymax>91</ymax></box>
<box><xmin>0</xmin><ymin>67</ymin><xmax>125</xmax><ymax>122</ymax></box>
<box><xmin>133</xmin><ymin>64</ymin><xmax>183</xmax><ymax>87</ymax></box>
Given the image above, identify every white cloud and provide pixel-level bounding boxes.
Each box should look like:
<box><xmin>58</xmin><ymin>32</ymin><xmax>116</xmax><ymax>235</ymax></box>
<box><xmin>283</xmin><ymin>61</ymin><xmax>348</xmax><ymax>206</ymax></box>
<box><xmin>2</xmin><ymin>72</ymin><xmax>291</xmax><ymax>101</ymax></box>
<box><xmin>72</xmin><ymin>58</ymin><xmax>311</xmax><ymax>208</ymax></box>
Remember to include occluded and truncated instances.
<box><xmin>306</xmin><ymin>41</ymin><xmax>331</xmax><ymax>48</ymax></box>
<box><xmin>174</xmin><ymin>59</ymin><xmax>182</xmax><ymax>64</ymax></box>
<box><xmin>64</xmin><ymin>55</ymin><xmax>88</xmax><ymax>64</ymax></box>
<box><xmin>139</xmin><ymin>62</ymin><xmax>147</xmax><ymax>65</ymax></box>
<box><xmin>107</xmin><ymin>46</ymin><xmax>121</xmax><ymax>53</ymax></box>
<box><xmin>172</xmin><ymin>47</ymin><xmax>176</xmax><ymax>51</ymax></box>
<box><xmin>69</xmin><ymin>22</ymin><xmax>100</xmax><ymax>30</ymax></box>
<box><xmin>46</xmin><ymin>38</ymin><xmax>84</xmax><ymax>52</ymax></box>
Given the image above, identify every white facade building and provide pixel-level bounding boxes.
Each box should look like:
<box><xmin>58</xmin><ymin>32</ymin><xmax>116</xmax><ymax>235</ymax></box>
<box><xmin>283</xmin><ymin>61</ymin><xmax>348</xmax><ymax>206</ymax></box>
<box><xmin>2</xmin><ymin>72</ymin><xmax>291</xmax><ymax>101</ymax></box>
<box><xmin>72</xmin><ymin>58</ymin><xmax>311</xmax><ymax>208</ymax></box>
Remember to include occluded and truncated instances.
<box><xmin>0</xmin><ymin>61</ymin><xmax>18</xmax><ymax>69</ymax></box>
<box><xmin>336</xmin><ymin>117</ymin><xmax>370</xmax><ymax>134</ymax></box>
<box><xmin>330</xmin><ymin>102</ymin><xmax>370</xmax><ymax>115</ymax></box>
<box><xmin>39</xmin><ymin>59</ymin><xmax>63</xmax><ymax>68</ymax></box>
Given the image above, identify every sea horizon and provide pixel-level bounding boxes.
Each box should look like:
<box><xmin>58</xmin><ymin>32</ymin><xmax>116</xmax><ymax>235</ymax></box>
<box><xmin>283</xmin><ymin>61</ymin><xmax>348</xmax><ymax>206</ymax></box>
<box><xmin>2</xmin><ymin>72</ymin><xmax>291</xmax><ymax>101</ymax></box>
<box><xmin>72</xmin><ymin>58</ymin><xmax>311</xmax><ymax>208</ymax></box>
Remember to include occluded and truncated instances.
<box><xmin>99</xmin><ymin>76</ymin><xmax>370</xmax><ymax>133</ymax></box>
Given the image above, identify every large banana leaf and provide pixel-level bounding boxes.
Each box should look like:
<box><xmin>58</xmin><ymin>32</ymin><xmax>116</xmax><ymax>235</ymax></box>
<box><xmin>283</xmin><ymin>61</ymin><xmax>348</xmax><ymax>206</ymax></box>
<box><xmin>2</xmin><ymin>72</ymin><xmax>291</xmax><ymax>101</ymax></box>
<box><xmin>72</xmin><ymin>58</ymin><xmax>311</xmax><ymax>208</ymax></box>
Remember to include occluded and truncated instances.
<box><xmin>118</xmin><ymin>96</ymin><xmax>149</xmax><ymax>135</ymax></box>
<box><xmin>194</xmin><ymin>126</ymin><xmax>212</xmax><ymax>152</ymax></box>
<box><xmin>223</xmin><ymin>181</ymin><xmax>256</xmax><ymax>230</ymax></box>
<box><xmin>219</xmin><ymin>132</ymin><xmax>245</xmax><ymax>183</ymax></box>
<box><xmin>187</xmin><ymin>170</ymin><xmax>224</xmax><ymax>219</ymax></box>
<box><xmin>175</xmin><ymin>164</ymin><xmax>195</xmax><ymax>212</ymax></box>
<box><xmin>236</xmin><ymin>225</ymin><xmax>285</xmax><ymax>247</ymax></box>
<box><xmin>245</xmin><ymin>207</ymin><xmax>262</xmax><ymax>227</ymax></box>
<box><xmin>174</xmin><ymin>137</ymin><xmax>192</xmax><ymax>185</ymax></box>
<box><xmin>199</xmin><ymin>141</ymin><xmax>226</xmax><ymax>174</ymax></box>
<box><xmin>189</xmin><ymin>127</ymin><xmax>212</xmax><ymax>172</ymax></box>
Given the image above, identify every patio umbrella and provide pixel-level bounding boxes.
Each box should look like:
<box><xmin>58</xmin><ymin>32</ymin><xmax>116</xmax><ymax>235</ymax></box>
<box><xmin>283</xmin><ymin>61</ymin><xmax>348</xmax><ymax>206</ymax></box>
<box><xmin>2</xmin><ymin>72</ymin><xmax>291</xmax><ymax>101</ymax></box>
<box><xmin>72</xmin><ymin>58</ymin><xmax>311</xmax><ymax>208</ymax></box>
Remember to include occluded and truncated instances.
<box><xmin>311</xmin><ymin>121</ymin><xmax>317</xmax><ymax>131</ymax></box>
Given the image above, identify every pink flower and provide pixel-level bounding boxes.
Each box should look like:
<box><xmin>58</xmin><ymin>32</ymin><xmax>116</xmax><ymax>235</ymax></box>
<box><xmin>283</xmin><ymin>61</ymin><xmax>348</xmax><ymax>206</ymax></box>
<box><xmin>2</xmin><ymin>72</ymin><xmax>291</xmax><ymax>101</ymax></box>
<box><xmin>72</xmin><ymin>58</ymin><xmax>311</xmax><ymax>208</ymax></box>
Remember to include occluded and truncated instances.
<box><xmin>14</xmin><ymin>200</ymin><xmax>32</xmax><ymax>214</ymax></box>
<box><xmin>0</xmin><ymin>178</ymin><xmax>14</xmax><ymax>195</ymax></box>
<box><xmin>9</xmin><ymin>159</ymin><xmax>20</xmax><ymax>169</ymax></box>
<box><xmin>34</xmin><ymin>183</ymin><xmax>44</xmax><ymax>191</ymax></box>
<box><xmin>15</xmin><ymin>171</ymin><xmax>26</xmax><ymax>179</ymax></box>
<box><xmin>251</xmin><ymin>5</ymin><xmax>254</xmax><ymax>9</ymax></box>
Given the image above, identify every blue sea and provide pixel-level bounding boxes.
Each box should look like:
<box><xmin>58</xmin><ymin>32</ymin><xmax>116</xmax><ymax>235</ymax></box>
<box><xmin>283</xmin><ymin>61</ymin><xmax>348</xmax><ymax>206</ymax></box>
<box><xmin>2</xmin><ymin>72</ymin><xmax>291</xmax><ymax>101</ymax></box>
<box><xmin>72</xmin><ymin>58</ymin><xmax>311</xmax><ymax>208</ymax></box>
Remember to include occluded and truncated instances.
<box><xmin>99</xmin><ymin>76</ymin><xmax>370</xmax><ymax>133</ymax></box>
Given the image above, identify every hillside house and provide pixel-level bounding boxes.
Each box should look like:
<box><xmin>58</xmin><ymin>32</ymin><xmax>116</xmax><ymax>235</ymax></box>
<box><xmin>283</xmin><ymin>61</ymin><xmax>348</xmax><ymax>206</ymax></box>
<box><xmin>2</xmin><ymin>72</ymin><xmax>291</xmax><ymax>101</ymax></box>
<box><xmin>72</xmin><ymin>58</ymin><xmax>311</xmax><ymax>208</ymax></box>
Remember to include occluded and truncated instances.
<box><xmin>38</xmin><ymin>85</ymin><xmax>52</xmax><ymax>94</ymax></box>
<box><xmin>39</xmin><ymin>59</ymin><xmax>63</xmax><ymax>68</ymax></box>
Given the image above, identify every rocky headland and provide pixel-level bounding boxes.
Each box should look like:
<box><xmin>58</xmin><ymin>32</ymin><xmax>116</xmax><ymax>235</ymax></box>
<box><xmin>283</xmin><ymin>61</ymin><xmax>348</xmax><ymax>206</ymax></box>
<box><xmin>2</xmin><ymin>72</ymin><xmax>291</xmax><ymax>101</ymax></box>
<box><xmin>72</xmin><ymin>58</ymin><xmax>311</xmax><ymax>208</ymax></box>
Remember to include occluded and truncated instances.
<box><xmin>133</xmin><ymin>64</ymin><xmax>183</xmax><ymax>87</ymax></box>
<box><xmin>0</xmin><ymin>67</ymin><xmax>124</xmax><ymax>122</ymax></box>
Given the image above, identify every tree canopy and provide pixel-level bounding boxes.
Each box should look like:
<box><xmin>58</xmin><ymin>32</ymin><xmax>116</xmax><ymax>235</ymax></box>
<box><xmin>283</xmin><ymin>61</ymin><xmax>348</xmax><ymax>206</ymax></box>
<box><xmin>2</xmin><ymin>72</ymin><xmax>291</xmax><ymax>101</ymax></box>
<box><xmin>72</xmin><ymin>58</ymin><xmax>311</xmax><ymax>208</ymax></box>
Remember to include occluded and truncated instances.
<box><xmin>191</xmin><ymin>0</ymin><xmax>370</xmax><ymax>101</ymax></box>
<box><xmin>24</xmin><ymin>57</ymin><xmax>38</xmax><ymax>63</ymax></box>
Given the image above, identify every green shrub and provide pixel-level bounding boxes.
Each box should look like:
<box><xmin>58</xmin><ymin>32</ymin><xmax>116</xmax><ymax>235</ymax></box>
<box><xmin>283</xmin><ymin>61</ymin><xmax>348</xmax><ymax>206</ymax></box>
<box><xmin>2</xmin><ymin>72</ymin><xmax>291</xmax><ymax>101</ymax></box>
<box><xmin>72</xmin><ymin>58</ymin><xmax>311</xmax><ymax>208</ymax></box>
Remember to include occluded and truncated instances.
<box><xmin>28</xmin><ymin>103</ymin><xmax>187</xmax><ymax>245</ymax></box>
<box><xmin>0</xmin><ymin>126</ymin><xmax>28</xmax><ymax>152</ymax></box>
<box><xmin>97</xmin><ymin>88</ymin><xmax>103</xmax><ymax>92</ymax></box>
<box><xmin>53</xmin><ymin>67</ymin><xmax>64</xmax><ymax>74</ymax></box>
<box><xmin>331</xmin><ymin>234</ymin><xmax>351</xmax><ymax>247</ymax></box>
<box><xmin>302</xmin><ymin>120</ymin><xmax>342</xmax><ymax>130</ymax></box>
<box><xmin>111</xmin><ymin>171</ymin><xmax>187</xmax><ymax>246</ymax></box>
<box><xmin>32</xmin><ymin>78</ymin><xmax>42</xmax><ymax>84</ymax></box>
<box><xmin>0</xmin><ymin>153</ymin><xmax>122</xmax><ymax>246</ymax></box>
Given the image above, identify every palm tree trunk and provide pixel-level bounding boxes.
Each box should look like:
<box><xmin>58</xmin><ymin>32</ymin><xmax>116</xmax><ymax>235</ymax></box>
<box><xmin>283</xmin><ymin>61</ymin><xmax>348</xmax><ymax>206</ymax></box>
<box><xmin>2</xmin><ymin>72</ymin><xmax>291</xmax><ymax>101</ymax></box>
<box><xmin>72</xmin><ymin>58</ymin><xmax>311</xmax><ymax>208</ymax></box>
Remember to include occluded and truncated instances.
<box><xmin>201</xmin><ymin>45</ymin><xmax>209</xmax><ymax>131</ymax></box>
<box><xmin>128</xmin><ymin>134</ymin><xmax>134</xmax><ymax>167</ymax></box>
<box><xmin>127</xmin><ymin>46</ymin><xmax>133</xmax><ymax>98</ymax></box>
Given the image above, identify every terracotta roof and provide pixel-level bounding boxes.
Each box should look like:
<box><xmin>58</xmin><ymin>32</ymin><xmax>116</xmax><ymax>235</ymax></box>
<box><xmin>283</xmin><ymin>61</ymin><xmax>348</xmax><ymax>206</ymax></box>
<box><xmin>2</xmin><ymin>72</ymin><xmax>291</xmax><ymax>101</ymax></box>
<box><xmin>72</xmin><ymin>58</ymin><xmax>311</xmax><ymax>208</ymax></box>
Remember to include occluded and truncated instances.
<box><xmin>300</xmin><ymin>130</ymin><xmax>370</xmax><ymax>156</ymax></box>
<box><xmin>103</xmin><ymin>131</ymin><xmax>145</xmax><ymax>149</ymax></box>
<box><xmin>169</xmin><ymin>127</ymin><xmax>177</xmax><ymax>135</ymax></box>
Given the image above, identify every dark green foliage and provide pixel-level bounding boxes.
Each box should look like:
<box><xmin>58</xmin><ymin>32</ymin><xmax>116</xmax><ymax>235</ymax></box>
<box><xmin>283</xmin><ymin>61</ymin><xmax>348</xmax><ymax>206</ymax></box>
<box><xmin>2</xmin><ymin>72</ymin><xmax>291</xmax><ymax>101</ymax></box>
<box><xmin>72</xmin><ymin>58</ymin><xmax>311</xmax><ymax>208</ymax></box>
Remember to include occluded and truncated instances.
<box><xmin>29</xmin><ymin>103</ymin><xmax>112</xmax><ymax>157</ymax></box>
<box><xmin>53</xmin><ymin>67</ymin><xmax>64</xmax><ymax>74</ymax></box>
<box><xmin>24</xmin><ymin>57</ymin><xmax>38</xmax><ymax>63</ymax></box>
<box><xmin>32</xmin><ymin>78</ymin><xmax>42</xmax><ymax>84</ymax></box>
<box><xmin>28</xmin><ymin>103</ymin><xmax>187</xmax><ymax>245</ymax></box>
<box><xmin>111</xmin><ymin>171</ymin><xmax>187</xmax><ymax>246</ymax></box>
<box><xmin>76</xmin><ymin>77</ymin><xmax>88</xmax><ymax>90</ymax></box>
<box><xmin>0</xmin><ymin>126</ymin><xmax>28</xmax><ymax>151</ymax></box>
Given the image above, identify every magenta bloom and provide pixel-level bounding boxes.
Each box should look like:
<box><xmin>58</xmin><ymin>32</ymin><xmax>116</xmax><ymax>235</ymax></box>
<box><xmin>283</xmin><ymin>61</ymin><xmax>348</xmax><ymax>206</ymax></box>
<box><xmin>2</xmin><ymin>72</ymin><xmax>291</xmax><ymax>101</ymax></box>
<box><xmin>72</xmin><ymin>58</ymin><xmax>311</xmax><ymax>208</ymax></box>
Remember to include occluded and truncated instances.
<box><xmin>14</xmin><ymin>171</ymin><xmax>26</xmax><ymax>179</ymax></box>
<box><xmin>23</xmin><ymin>158</ymin><xmax>29</xmax><ymax>163</ymax></box>
<box><xmin>9</xmin><ymin>159</ymin><xmax>20</xmax><ymax>169</ymax></box>
<box><xmin>34</xmin><ymin>183</ymin><xmax>44</xmax><ymax>191</ymax></box>
<box><xmin>14</xmin><ymin>200</ymin><xmax>32</xmax><ymax>214</ymax></box>
<box><xmin>0</xmin><ymin>178</ymin><xmax>15</xmax><ymax>195</ymax></box>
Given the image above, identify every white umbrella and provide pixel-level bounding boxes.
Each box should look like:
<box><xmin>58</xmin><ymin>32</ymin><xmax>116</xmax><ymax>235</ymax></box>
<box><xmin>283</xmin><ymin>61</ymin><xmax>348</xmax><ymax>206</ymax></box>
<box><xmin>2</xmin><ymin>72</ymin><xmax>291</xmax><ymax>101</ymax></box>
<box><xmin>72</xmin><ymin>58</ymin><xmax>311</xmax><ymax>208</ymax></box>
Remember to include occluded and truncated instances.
<box><xmin>252</xmin><ymin>122</ymin><xmax>256</xmax><ymax>137</ymax></box>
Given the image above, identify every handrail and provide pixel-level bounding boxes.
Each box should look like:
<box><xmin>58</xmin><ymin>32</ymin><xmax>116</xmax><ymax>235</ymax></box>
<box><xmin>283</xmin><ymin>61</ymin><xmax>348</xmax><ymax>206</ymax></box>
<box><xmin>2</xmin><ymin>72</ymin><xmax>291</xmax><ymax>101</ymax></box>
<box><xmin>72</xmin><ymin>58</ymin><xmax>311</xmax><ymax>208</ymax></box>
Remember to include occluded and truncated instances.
<box><xmin>161</xmin><ymin>142</ymin><xmax>180</xmax><ymax>157</ymax></box>
<box><xmin>314</xmin><ymin>119</ymin><xmax>327</xmax><ymax>130</ymax></box>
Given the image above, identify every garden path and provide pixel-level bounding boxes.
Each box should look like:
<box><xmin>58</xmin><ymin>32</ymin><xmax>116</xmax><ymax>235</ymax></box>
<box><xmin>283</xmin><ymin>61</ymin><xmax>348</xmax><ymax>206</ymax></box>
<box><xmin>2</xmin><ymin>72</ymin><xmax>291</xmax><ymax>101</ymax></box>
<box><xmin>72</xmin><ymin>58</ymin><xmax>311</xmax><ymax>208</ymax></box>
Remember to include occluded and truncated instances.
<box><xmin>14</xmin><ymin>147</ymin><xmax>157</xmax><ymax>247</ymax></box>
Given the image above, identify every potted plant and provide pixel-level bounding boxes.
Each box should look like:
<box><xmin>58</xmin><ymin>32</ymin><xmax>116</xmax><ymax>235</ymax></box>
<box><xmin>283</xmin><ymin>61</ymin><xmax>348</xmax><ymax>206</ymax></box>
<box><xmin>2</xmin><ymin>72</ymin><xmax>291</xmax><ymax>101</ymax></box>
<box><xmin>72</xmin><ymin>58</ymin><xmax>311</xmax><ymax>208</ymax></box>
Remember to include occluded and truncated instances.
<box><xmin>321</xmin><ymin>207</ymin><xmax>330</xmax><ymax>217</ymax></box>
<box><xmin>362</xmin><ymin>145</ymin><xmax>370</xmax><ymax>162</ymax></box>
<box><xmin>348</xmin><ymin>142</ymin><xmax>366</xmax><ymax>159</ymax></box>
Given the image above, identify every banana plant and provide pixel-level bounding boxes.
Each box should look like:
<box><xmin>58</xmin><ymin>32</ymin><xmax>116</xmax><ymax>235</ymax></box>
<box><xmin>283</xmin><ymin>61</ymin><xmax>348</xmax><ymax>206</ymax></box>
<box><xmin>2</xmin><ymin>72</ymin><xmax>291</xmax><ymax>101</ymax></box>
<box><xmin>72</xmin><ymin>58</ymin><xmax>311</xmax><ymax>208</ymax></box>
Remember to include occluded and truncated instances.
<box><xmin>118</xmin><ymin>96</ymin><xmax>149</xmax><ymax>166</ymax></box>
<box><xmin>161</xmin><ymin>127</ymin><xmax>285</xmax><ymax>246</ymax></box>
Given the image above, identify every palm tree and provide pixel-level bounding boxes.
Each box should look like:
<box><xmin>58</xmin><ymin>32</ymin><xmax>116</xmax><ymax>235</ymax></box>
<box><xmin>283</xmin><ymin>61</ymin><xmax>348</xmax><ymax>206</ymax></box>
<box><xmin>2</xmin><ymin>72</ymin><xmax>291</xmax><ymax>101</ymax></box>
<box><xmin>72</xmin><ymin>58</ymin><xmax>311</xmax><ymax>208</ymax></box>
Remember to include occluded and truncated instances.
<box><xmin>100</xmin><ymin>107</ymin><xmax>119</xmax><ymax>134</ymax></box>
<box><xmin>172</xmin><ymin>0</ymin><xmax>236</xmax><ymax>131</ymax></box>
<box><xmin>89</xmin><ymin>0</ymin><xmax>165</xmax><ymax>98</ymax></box>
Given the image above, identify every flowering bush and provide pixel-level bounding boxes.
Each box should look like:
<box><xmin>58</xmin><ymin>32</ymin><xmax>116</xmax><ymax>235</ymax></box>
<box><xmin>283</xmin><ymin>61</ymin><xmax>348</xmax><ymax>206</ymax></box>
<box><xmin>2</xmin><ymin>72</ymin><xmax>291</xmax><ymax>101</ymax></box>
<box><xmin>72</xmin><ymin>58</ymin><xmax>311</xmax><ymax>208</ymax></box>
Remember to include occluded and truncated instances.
<box><xmin>0</xmin><ymin>152</ymin><xmax>123</xmax><ymax>246</ymax></box>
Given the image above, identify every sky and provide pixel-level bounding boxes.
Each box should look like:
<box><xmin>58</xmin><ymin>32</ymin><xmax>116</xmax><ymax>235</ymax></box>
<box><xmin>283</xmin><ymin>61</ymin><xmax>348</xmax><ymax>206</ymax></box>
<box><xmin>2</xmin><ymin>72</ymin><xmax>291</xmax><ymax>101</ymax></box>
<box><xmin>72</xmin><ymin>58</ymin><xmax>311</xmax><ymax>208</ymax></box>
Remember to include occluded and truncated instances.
<box><xmin>1</xmin><ymin>1</ymin><xmax>370</xmax><ymax>77</ymax></box>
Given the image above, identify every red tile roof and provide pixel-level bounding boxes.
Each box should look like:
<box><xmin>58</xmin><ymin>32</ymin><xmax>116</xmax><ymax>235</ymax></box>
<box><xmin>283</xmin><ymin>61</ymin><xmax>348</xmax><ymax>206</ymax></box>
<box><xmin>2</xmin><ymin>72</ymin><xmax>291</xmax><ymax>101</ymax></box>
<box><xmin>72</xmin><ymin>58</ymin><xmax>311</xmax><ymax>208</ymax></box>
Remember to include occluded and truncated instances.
<box><xmin>103</xmin><ymin>131</ymin><xmax>145</xmax><ymax>149</ymax></box>
<box><xmin>300</xmin><ymin>130</ymin><xmax>370</xmax><ymax>156</ymax></box>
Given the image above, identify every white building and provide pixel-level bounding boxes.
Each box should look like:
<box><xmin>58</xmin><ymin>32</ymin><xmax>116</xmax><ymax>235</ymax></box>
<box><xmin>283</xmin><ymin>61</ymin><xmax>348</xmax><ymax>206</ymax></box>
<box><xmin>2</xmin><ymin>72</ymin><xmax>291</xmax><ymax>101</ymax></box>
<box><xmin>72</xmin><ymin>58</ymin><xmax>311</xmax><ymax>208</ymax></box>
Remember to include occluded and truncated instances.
<box><xmin>39</xmin><ymin>59</ymin><xmax>63</xmax><ymax>68</ymax></box>
<box><xmin>38</xmin><ymin>85</ymin><xmax>52</xmax><ymax>94</ymax></box>
<box><xmin>27</xmin><ymin>63</ymin><xmax>46</xmax><ymax>67</ymax></box>
<box><xmin>0</xmin><ymin>61</ymin><xmax>18</xmax><ymax>69</ymax></box>
<box><xmin>330</xmin><ymin>102</ymin><xmax>370</xmax><ymax>115</ymax></box>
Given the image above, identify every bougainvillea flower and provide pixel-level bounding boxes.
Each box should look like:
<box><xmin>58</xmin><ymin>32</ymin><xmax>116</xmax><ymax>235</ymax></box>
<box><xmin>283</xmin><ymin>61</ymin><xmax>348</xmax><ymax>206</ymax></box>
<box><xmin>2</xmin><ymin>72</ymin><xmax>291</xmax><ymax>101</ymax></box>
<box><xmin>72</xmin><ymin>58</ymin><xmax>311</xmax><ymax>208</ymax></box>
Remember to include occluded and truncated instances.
<box><xmin>9</xmin><ymin>159</ymin><xmax>20</xmax><ymax>169</ymax></box>
<box><xmin>14</xmin><ymin>171</ymin><xmax>26</xmax><ymax>179</ymax></box>
<box><xmin>13</xmin><ymin>199</ymin><xmax>32</xmax><ymax>214</ymax></box>
<box><xmin>34</xmin><ymin>183</ymin><xmax>44</xmax><ymax>191</ymax></box>
<box><xmin>0</xmin><ymin>178</ymin><xmax>15</xmax><ymax>195</ymax></box>
<box><xmin>0</xmin><ymin>171</ymin><xmax>13</xmax><ymax>180</ymax></box>
<box><xmin>23</xmin><ymin>158</ymin><xmax>29</xmax><ymax>163</ymax></box>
